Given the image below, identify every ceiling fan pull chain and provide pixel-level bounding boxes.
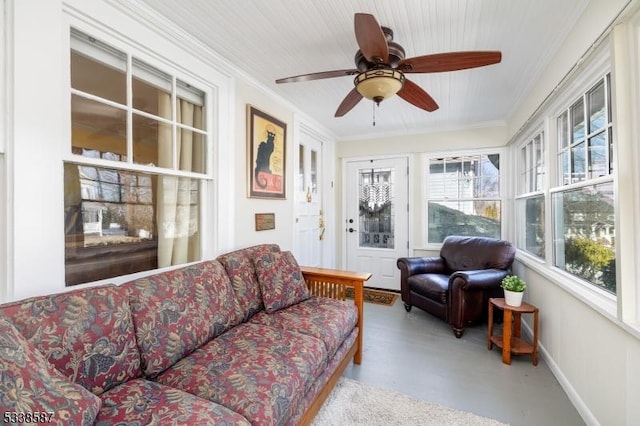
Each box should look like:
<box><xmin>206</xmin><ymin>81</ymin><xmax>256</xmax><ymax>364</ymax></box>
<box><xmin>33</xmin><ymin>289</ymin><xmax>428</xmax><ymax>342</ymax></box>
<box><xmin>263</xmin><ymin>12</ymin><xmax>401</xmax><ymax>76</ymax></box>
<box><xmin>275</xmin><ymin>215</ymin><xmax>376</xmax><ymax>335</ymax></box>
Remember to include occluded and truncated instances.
<box><xmin>372</xmin><ymin>101</ymin><xmax>376</xmax><ymax>127</ymax></box>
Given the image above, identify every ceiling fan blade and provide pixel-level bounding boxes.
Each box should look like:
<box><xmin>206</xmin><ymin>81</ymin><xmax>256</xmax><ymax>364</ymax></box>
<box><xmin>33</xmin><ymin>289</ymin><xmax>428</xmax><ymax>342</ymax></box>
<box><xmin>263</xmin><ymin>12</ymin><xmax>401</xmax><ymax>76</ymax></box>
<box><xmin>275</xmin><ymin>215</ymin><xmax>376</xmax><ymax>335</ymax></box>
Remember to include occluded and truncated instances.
<box><xmin>354</xmin><ymin>13</ymin><xmax>389</xmax><ymax>64</ymax></box>
<box><xmin>276</xmin><ymin>69</ymin><xmax>359</xmax><ymax>84</ymax></box>
<box><xmin>398</xmin><ymin>79</ymin><xmax>439</xmax><ymax>112</ymax></box>
<box><xmin>335</xmin><ymin>88</ymin><xmax>363</xmax><ymax>117</ymax></box>
<box><xmin>399</xmin><ymin>51</ymin><xmax>502</xmax><ymax>73</ymax></box>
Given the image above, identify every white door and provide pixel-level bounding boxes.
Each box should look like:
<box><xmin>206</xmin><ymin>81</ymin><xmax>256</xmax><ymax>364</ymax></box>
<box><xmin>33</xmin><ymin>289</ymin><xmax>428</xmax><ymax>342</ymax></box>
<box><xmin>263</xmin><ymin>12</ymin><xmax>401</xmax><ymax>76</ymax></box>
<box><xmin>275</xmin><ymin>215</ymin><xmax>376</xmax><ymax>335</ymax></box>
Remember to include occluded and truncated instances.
<box><xmin>345</xmin><ymin>157</ymin><xmax>409</xmax><ymax>290</ymax></box>
<box><xmin>294</xmin><ymin>136</ymin><xmax>323</xmax><ymax>266</ymax></box>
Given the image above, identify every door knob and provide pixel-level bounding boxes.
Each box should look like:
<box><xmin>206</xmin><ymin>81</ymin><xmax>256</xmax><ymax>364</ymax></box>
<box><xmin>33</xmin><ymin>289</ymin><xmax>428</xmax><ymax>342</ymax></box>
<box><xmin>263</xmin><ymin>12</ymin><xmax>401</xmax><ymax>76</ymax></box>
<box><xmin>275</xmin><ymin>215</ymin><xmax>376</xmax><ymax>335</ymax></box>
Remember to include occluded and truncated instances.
<box><xmin>348</xmin><ymin>228</ymin><xmax>356</xmax><ymax>233</ymax></box>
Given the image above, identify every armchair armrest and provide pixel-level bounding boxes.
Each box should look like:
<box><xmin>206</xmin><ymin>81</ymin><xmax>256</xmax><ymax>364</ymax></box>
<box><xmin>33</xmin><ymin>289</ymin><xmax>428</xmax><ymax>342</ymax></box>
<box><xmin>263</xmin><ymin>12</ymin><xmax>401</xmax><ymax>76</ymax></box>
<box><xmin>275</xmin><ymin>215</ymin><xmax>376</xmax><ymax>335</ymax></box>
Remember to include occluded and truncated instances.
<box><xmin>450</xmin><ymin>269</ymin><xmax>510</xmax><ymax>291</ymax></box>
<box><xmin>300</xmin><ymin>266</ymin><xmax>371</xmax><ymax>365</ymax></box>
<box><xmin>396</xmin><ymin>256</ymin><xmax>447</xmax><ymax>276</ymax></box>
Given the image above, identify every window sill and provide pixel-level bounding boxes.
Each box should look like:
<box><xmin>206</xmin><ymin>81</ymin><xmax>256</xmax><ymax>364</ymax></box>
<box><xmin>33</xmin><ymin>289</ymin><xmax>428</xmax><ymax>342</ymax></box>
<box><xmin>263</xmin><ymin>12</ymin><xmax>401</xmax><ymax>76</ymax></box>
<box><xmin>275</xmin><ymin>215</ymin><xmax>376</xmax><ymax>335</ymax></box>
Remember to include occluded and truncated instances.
<box><xmin>515</xmin><ymin>250</ymin><xmax>640</xmax><ymax>340</ymax></box>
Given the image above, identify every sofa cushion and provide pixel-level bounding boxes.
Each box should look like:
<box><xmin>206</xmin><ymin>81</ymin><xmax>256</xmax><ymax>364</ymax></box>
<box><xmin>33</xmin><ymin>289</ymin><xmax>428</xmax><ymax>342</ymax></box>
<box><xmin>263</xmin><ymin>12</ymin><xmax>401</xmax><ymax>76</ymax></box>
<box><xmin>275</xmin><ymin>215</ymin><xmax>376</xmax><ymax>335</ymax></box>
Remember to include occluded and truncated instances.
<box><xmin>217</xmin><ymin>243</ymin><xmax>281</xmax><ymax>320</ymax></box>
<box><xmin>0</xmin><ymin>284</ymin><xmax>141</xmax><ymax>395</ymax></box>
<box><xmin>250</xmin><ymin>296</ymin><xmax>357</xmax><ymax>358</ymax></box>
<box><xmin>0</xmin><ymin>316</ymin><xmax>102</xmax><ymax>425</ymax></box>
<box><xmin>96</xmin><ymin>378</ymin><xmax>250</xmax><ymax>425</ymax></box>
<box><xmin>253</xmin><ymin>251</ymin><xmax>310</xmax><ymax>313</ymax></box>
<box><xmin>124</xmin><ymin>260</ymin><xmax>243</xmax><ymax>378</ymax></box>
<box><xmin>155</xmin><ymin>322</ymin><xmax>327</xmax><ymax>426</ymax></box>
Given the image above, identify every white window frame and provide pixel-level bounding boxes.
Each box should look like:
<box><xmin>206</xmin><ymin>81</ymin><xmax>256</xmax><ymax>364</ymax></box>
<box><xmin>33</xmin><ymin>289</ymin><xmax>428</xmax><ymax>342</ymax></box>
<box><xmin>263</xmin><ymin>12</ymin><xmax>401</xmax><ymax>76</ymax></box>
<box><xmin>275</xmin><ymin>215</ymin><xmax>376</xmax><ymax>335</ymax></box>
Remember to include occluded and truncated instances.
<box><xmin>422</xmin><ymin>148</ymin><xmax>506</xmax><ymax>249</ymax></box>
<box><xmin>515</xmin><ymin>127</ymin><xmax>546</xmax><ymax>259</ymax></box>
<box><xmin>513</xmin><ymin>39</ymin><xmax>618</xmax><ymax>320</ymax></box>
<box><xmin>63</xmin><ymin>24</ymin><xmax>217</xmax><ymax>286</ymax></box>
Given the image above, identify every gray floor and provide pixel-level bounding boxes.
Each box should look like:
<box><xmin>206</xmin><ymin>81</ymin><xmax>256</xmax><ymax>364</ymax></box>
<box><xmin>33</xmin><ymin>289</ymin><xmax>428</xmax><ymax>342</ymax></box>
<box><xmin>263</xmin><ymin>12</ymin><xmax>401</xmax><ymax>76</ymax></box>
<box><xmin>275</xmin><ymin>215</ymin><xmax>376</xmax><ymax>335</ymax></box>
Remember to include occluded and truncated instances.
<box><xmin>342</xmin><ymin>297</ymin><xmax>585</xmax><ymax>426</ymax></box>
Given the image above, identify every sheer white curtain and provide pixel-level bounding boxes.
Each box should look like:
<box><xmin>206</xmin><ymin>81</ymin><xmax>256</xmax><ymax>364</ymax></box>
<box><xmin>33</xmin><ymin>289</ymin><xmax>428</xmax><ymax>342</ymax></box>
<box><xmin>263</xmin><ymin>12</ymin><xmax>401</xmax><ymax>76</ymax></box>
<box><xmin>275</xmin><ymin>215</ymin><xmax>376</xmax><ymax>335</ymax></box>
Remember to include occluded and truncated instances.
<box><xmin>157</xmin><ymin>94</ymin><xmax>202</xmax><ymax>268</ymax></box>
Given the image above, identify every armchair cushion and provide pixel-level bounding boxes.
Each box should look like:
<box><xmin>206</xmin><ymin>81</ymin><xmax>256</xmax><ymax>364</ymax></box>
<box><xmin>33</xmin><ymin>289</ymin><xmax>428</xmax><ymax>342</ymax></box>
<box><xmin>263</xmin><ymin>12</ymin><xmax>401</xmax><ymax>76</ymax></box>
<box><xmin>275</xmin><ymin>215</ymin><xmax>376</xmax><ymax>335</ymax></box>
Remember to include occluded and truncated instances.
<box><xmin>407</xmin><ymin>274</ymin><xmax>449</xmax><ymax>304</ymax></box>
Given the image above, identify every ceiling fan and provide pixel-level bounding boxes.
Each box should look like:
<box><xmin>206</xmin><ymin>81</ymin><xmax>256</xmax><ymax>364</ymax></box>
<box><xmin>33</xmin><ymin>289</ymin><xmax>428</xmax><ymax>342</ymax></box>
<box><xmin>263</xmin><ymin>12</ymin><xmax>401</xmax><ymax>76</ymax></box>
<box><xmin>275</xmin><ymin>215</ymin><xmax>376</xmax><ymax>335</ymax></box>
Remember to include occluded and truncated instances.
<box><xmin>276</xmin><ymin>13</ymin><xmax>502</xmax><ymax>118</ymax></box>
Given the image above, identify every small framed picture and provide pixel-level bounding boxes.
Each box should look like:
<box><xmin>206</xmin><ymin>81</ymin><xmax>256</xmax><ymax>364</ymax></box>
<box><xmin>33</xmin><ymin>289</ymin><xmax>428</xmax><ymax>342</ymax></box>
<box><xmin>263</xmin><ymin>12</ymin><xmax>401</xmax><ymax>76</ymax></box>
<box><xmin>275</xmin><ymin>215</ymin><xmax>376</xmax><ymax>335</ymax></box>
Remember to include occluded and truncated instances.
<box><xmin>255</xmin><ymin>213</ymin><xmax>275</xmax><ymax>231</ymax></box>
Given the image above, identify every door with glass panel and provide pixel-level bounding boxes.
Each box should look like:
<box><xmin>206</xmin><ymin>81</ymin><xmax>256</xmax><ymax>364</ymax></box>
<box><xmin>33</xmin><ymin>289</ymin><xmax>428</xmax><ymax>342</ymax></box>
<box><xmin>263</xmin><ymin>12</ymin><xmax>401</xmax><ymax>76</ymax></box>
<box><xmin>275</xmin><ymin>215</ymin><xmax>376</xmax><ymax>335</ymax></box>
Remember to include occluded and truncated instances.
<box><xmin>345</xmin><ymin>157</ymin><xmax>408</xmax><ymax>290</ymax></box>
<box><xmin>294</xmin><ymin>136</ymin><xmax>323</xmax><ymax>266</ymax></box>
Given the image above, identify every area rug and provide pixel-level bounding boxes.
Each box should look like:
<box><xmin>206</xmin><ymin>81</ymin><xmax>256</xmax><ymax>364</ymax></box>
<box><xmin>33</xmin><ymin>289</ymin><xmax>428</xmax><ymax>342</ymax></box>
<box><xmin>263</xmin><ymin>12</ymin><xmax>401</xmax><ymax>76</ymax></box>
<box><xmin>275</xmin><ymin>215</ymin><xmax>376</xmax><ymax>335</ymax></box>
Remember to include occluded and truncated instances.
<box><xmin>312</xmin><ymin>377</ymin><xmax>508</xmax><ymax>426</ymax></box>
<box><xmin>345</xmin><ymin>287</ymin><xmax>398</xmax><ymax>306</ymax></box>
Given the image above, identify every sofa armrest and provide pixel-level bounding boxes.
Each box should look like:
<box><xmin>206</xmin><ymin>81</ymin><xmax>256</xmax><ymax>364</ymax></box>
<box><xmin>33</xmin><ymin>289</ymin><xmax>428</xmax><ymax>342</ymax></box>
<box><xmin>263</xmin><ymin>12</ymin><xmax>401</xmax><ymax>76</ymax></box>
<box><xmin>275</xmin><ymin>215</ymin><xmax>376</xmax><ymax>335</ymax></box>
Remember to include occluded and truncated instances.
<box><xmin>450</xmin><ymin>269</ymin><xmax>510</xmax><ymax>291</ymax></box>
<box><xmin>301</xmin><ymin>266</ymin><xmax>371</xmax><ymax>364</ymax></box>
<box><xmin>396</xmin><ymin>256</ymin><xmax>447</xmax><ymax>276</ymax></box>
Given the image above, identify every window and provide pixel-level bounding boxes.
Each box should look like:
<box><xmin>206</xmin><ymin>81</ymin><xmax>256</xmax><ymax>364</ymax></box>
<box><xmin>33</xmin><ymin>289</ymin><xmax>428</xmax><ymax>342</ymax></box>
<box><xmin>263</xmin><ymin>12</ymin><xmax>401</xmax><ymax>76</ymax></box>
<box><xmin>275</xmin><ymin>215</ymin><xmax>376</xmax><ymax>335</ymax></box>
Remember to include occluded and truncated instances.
<box><xmin>552</xmin><ymin>75</ymin><xmax>615</xmax><ymax>294</ymax></box>
<box><xmin>65</xmin><ymin>29</ymin><xmax>209</xmax><ymax>286</ymax></box>
<box><xmin>426</xmin><ymin>153</ymin><xmax>502</xmax><ymax>244</ymax></box>
<box><xmin>516</xmin><ymin>132</ymin><xmax>545</xmax><ymax>258</ymax></box>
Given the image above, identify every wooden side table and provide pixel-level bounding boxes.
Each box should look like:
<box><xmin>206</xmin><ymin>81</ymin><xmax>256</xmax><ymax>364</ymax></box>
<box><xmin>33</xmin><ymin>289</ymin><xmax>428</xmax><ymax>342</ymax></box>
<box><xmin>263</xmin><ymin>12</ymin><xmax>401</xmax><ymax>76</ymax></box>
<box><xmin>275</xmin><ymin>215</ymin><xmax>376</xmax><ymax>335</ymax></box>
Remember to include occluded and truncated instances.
<box><xmin>487</xmin><ymin>297</ymin><xmax>539</xmax><ymax>366</ymax></box>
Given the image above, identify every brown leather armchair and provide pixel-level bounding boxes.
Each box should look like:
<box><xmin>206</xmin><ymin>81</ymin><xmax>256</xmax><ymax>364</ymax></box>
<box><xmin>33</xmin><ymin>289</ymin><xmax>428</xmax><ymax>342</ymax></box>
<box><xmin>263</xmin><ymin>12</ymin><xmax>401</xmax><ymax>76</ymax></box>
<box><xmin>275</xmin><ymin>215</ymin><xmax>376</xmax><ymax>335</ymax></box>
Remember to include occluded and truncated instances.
<box><xmin>397</xmin><ymin>236</ymin><xmax>515</xmax><ymax>338</ymax></box>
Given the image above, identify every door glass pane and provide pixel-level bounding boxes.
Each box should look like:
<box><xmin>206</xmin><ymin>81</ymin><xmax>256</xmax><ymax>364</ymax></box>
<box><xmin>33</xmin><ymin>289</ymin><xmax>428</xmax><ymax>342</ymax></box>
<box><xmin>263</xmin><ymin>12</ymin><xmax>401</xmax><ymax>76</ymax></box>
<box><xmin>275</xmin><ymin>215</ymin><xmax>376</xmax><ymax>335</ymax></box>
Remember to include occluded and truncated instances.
<box><xmin>359</xmin><ymin>167</ymin><xmax>394</xmax><ymax>249</ymax></box>
<box><xmin>311</xmin><ymin>149</ymin><xmax>317</xmax><ymax>194</ymax></box>
<box><xmin>297</xmin><ymin>145</ymin><xmax>304</xmax><ymax>192</ymax></box>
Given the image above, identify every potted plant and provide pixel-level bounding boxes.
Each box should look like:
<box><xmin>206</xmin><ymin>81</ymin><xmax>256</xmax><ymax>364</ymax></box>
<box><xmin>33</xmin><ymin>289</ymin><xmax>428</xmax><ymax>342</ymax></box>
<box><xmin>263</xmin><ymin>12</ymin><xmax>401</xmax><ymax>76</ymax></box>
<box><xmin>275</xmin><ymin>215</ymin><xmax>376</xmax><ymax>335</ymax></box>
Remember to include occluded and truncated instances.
<box><xmin>501</xmin><ymin>275</ymin><xmax>527</xmax><ymax>307</ymax></box>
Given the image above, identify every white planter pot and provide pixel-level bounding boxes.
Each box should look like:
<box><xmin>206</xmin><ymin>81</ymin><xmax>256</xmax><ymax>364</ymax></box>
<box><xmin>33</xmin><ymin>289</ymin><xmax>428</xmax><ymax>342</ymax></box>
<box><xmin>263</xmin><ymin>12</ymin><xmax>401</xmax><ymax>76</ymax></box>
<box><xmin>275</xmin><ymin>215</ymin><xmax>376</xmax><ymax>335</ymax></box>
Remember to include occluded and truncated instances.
<box><xmin>504</xmin><ymin>290</ymin><xmax>524</xmax><ymax>307</ymax></box>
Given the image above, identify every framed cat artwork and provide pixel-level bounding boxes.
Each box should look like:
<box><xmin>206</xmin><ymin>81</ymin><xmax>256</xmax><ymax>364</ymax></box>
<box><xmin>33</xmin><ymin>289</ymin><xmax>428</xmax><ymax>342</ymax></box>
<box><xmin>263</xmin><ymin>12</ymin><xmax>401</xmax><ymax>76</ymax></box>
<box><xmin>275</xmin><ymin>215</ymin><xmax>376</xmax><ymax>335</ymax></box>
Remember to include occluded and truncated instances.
<box><xmin>247</xmin><ymin>105</ymin><xmax>287</xmax><ymax>199</ymax></box>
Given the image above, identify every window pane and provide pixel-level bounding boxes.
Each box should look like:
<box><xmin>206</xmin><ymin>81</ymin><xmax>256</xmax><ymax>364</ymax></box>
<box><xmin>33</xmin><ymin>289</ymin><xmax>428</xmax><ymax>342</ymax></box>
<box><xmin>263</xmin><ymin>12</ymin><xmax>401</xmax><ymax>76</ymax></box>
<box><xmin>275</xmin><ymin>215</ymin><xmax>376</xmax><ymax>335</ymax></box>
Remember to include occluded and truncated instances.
<box><xmin>571</xmin><ymin>98</ymin><xmax>585</xmax><ymax>143</ymax></box>
<box><xmin>428</xmin><ymin>200</ymin><xmax>501</xmax><ymax>243</ymax></box>
<box><xmin>178</xmin><ymin>80</ymin><xmax>205</xmax><ymax>130</ymax></box>
<box><xmin>588</xmin><ymin>80</ymin><xmax>605</xmax><ymax>133</ymax></box>
<box><xmin>64</xmin><ymin>163</ymin><xmax>200</xmax><ymax>285</ymax></box>
<box><xmin>72</xmin><ymin>94</ymin><xmax>127</xmax><ymax>159</ymax></box>
<box><xmin>535</xmin><ymin>135</ymin><xmax>544</xmax><ymax>190</ymax></box>
<box><xmin>71</xmin><ymin>49</ymin><xmax>126</xmax><ymax>104</ymax></box>
<box><xmin>132</xmin><ymin>113</ymin><xmax>169</xmax><ymax>167</ymax></box>
<box><xmin>132</xmin><ymin>59</ymin><xmax>172</xmax><ymax>119</ymax></box>
<box><xmin>517</xmin><ymin>195</ymin><xmax>545</xmax><ymax>258</ymax></box>
<box><xmin>588</xmin><ymin>131</ymin><xmax>607</xmax><ymax>179</ymax></box>
<box><xmin>552</xmin><ymin>182</ymin><xmax>616</xmax><ymax>293</ymax></box>
<box><xmin>557</xmin><ymin>111</ymin><xmax>569</xmax><ymax>149</ymax></box>
<box><xmin>571</xmin><ymin>142</ymin><xmax>585</xmax><ymax>183</ymax></box>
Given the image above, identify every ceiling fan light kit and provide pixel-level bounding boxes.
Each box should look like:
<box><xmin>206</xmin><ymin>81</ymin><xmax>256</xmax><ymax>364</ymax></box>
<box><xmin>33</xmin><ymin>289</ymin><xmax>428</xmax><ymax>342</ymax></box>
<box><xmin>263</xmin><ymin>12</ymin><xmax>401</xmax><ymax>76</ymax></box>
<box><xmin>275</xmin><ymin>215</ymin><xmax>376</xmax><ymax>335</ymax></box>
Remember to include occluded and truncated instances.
<box><xmin>276</xmin><ymin>12</ymin><xmax>502</xmax><ymax>119</ymax></box>
<box><xmin>355</xmin><ymin>68</ymin><xmax>405</xmax><ymax>104</ymax></box>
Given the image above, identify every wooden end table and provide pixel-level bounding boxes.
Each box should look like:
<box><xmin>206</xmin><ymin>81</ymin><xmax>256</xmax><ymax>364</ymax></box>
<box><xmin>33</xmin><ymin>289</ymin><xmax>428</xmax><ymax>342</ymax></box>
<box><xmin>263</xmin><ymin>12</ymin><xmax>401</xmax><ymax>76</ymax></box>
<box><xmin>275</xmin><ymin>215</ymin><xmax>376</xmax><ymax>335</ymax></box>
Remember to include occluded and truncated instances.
<box><xmin>487</xmin><ymin>297</ymin><xmax>539</xmax><ymax>366</ymax></box>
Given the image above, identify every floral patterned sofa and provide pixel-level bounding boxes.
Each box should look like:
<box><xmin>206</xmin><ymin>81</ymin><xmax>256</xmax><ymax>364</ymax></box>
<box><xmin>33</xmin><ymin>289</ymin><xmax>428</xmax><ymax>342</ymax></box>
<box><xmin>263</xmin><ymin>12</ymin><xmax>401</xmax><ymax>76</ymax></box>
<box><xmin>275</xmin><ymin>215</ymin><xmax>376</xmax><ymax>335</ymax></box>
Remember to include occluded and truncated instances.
<box><xmin>0</xmin><ymin>244</ymin><xmax>368</xmax><ymax>425</ymax></box>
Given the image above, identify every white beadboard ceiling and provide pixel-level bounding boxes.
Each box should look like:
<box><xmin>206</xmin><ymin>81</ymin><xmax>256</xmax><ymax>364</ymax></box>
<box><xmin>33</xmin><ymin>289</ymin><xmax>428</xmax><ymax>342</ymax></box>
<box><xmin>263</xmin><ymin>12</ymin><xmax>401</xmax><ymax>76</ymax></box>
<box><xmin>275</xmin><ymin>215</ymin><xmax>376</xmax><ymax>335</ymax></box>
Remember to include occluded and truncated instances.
<box><xmin>136</xmin><ymin>0</ymin><xmax>591</xmax><ymax>140</ymax></box>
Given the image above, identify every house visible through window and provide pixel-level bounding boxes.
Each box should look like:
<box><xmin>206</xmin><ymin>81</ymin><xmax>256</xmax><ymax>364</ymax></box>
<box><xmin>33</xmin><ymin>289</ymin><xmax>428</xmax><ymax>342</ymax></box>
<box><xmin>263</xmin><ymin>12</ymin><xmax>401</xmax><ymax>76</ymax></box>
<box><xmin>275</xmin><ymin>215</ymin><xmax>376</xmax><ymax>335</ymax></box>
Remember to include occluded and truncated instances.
<box><xmin>552</xmin><ymin>74</ymin><xmax>615</xmax><ymax>294</ymax></box>
<box><xmin>65</xmin><ymin>29</ymin><xmax>209</xmax><ymax>286</ymax></box>
<box><xmin>426</xmin><ymin>153</ymin><xmax>502</xmax><ymax>244</ymax></box>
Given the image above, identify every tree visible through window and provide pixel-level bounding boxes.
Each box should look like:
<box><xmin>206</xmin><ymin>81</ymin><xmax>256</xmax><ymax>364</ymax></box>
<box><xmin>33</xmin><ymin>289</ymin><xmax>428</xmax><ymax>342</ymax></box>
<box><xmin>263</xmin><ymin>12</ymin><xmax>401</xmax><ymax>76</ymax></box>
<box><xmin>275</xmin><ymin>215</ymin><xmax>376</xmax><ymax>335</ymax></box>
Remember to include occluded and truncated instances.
<box><xmin>553</xmin><ymin>75</ymin><xmax>615</xmax><ymax>294</ymax></box>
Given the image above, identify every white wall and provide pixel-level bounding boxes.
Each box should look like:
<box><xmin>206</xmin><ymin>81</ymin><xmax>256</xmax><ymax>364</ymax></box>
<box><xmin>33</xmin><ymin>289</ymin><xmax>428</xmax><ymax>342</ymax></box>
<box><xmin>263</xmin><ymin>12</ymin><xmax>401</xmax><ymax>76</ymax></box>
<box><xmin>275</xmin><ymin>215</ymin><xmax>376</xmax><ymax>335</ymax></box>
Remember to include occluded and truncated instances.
<box><xmin>230</xmin><ymin>79</ymin><xmax>297</xmax><ymax>251</ymax></box>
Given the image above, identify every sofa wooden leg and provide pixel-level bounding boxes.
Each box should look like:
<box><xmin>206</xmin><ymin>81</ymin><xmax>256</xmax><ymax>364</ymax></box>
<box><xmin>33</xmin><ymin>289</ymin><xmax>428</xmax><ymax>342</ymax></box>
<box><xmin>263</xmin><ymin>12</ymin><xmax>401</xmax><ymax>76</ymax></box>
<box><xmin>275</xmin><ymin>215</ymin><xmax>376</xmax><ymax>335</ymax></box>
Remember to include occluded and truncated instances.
<box><xmin>453</xmin><ymin>328</ymin><xmax>464</xmax><ymax>338</ymax></box>
<box><xmin>404</xmin><ymin>303</ymin><xmax>412</xmax><ymax>312</ymax></box>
